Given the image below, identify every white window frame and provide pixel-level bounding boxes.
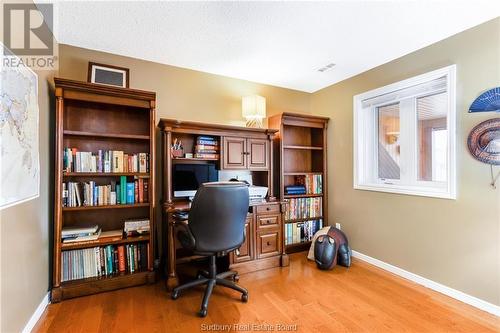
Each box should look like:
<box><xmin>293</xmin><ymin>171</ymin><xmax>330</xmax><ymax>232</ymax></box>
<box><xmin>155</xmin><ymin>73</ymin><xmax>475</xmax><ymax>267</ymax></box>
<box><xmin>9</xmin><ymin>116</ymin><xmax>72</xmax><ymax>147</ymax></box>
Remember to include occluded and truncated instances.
<box><xmin>353</xmin><ymin>65</ymin><xmax>457</xmax><ymax>199</ymax></box>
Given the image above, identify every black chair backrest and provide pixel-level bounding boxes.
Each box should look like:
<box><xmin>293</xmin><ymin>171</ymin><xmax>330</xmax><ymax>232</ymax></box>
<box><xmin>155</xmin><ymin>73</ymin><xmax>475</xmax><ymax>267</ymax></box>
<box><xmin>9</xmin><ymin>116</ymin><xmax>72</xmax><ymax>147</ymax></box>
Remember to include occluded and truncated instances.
<box><xmin>188</xmin><ymin>182</ymin><xmax>249</xmax><ymax>253</ymax></box>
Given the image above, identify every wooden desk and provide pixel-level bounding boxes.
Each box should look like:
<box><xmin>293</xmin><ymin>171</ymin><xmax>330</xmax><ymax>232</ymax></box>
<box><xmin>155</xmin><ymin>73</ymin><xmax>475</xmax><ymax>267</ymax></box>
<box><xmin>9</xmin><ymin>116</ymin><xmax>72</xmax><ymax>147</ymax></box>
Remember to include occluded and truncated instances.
<box><xmin>159</xmin><ymin>119</ymin><xmax>288</xmax><ymax>290</ymax></box>
<box><xmin>164</xmin><ymin>199</ymin><xmax>289</xmax><ymax>290</ymax></box>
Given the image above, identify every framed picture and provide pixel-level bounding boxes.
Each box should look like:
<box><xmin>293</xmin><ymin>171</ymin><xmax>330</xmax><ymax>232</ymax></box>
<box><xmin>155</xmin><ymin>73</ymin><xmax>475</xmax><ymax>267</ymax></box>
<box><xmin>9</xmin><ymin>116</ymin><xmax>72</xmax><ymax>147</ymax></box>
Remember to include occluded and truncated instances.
<box><xmin>87</xmin><ymin>62</ymin><xmax>129</xmax><ymax>88</ymax></box>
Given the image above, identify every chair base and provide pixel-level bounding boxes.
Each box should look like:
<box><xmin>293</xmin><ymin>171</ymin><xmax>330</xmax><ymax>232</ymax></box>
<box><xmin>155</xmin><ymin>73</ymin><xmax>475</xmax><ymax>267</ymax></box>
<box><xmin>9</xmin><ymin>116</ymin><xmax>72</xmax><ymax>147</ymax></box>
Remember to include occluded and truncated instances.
<box><xmin>171</xmin><ymin>255</ymin><xmax>248</xmax><ymax>317</ymax></box>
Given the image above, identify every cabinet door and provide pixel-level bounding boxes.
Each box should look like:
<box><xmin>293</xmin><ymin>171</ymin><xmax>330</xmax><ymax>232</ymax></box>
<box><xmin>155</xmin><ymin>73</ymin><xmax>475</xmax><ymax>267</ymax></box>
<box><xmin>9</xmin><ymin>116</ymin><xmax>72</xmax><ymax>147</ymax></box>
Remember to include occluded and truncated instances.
<box><xmin>232</xmin><ymin>215</ymin><xmax>254</xmax><ymax>263</ymax></box>
<box><xmin>248</xmin><ymin>138</ymin><xmax>268</xmax><ymax>170</ymax></box>
<box><xmin>256</xmin><ymin>229</ymin><xmax>281</xmax><ymax>259</ymax></box>
<box><xmin>222</xmin><ymin>137</ymin><xmax>247</xmax><ymax>169</ymax></box>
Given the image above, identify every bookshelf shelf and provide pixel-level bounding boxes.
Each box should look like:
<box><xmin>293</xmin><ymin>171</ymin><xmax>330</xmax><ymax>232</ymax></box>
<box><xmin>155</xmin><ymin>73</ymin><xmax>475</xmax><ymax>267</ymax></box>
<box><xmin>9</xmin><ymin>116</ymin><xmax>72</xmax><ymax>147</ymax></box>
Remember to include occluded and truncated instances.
<box><xmin>285</xmin><ymin>241</ymin><xmax>312</xmax><ymax>253</ymax></box>
<box><xmin>62</xmin><ymin>203</ymin><xmax>150</xmax><ymax>211</ymax></box>
<box><xmin>269</xmin><ymin>113</ymin><xmax>329</xmax><ymax>254</ymax></box>
<box><xmin>172</xmin><ymin>157</ymin><xmax>219</xmax><ymax>162</ymax></box>
<box><xmin>63</xmin><ymin>130</ymin><xmax>150</xmax><ymax>140</ymax></box>
<box><xmin>283</xmin><ymin>145</ymin><xmax>323</xmax><ymax>150</ymax></box>
<box><xmin>283</xmin><ymin>172</ymin><xmax>323</xmax><ymax>176</ymax></box>
<box><xmin>60</xmin><ymin>270</ymin><xmax>152</xmax><ymax>288</ymax></box>
<box><xmin>52</xmin><ymin>78</ymin><xmax>156</xmax><ymax>302</ymax></box>
<box><xmin>61</xmin><ymin>235</ymin><xmax>150</xmax><ymax>250</ymax></box>
<box><xmin>63</xmin><ymin>172</ymin><xmax>150</xmax><ymax>177</ymax></box>
<box><xmin>285</xmin><ymin>216</ymin><xmax>323</xmax><ymax>224</ymax></box>
<box><xmin>284</xmin><ymin>193</ymin><xmax>323</xmax><ymax>199</ymax></box>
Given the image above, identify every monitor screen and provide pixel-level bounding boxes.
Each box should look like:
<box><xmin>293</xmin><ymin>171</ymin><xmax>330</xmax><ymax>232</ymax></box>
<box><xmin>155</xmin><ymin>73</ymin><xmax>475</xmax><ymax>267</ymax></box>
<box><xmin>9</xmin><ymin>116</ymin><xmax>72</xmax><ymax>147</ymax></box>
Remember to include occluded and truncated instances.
<box><xmin>173</xmin><ymin>164</ymin><xmax>218</xmax><ymax>197</ymax></box>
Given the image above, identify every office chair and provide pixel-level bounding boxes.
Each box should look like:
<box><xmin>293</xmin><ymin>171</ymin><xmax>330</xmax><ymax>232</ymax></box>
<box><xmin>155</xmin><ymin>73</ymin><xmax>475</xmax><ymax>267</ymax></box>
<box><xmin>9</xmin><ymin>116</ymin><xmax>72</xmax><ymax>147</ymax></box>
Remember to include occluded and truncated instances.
<box><xmin>171</xmin><ymin>182</ymin><xmax>250</xmax><ymax>317</ymax></box>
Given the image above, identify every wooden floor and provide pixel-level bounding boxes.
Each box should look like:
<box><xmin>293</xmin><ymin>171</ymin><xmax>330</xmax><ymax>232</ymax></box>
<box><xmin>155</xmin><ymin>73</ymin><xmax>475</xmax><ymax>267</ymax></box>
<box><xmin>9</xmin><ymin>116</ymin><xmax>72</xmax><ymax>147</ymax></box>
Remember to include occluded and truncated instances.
<box><xmin>33</xmin><ymin>253</ymin><xmax>499</xmax><ymax>333</ymax></box>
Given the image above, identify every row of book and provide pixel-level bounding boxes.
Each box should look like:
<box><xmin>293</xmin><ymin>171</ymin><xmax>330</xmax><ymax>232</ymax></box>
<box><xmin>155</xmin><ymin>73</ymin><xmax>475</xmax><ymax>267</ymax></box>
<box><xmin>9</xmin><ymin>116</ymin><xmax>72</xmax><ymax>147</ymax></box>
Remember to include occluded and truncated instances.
<box><xmin>285</xmin><ymin>197</ymin><xmax>323</xmax><ymax>221</ymax></box>
<box><xmin>62</xmin><ymin>177</ymin><xmax>149</xmax><ymax>207</ymax></box>
<box><xmin>63</xmin><ymin>148</ymin><xmax>149</xmax><ymax>173</ymax></box>
<box><xmin>194</xmin><ymin>136</ymin><xmax>219</xmax><ymax>159</ymax></box>
<box><xmin>61</xmin><ymin>243</ymin><xmax>149</xmax><ymax>282</ymax></box>
<box><xmin>295</xmin><ymin>174</ymin><xmax>323</xmax><ymax>194</ymax></box>
<box><xmin>285</xmin><ymin>219</ymin><xmax>323</xmax><ymax>245</ymax></box>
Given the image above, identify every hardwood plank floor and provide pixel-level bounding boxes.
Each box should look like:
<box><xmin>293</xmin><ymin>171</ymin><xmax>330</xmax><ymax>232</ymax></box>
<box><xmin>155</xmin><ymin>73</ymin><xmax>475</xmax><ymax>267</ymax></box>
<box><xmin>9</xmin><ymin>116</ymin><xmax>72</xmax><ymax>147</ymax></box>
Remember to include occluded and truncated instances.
<box><xmin>33</xmin><ymin>253</ymin><xmax>500</xmax><ymax>333</ymax></box>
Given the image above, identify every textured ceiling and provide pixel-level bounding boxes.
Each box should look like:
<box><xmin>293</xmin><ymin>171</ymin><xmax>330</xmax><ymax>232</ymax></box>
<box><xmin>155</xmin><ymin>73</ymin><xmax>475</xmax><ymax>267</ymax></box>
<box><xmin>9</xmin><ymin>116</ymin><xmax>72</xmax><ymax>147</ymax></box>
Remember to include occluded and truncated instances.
<box><xmin>43</xmin><ymin>1</ymin><xmax>500</xmax><ymax>92</ymax></box>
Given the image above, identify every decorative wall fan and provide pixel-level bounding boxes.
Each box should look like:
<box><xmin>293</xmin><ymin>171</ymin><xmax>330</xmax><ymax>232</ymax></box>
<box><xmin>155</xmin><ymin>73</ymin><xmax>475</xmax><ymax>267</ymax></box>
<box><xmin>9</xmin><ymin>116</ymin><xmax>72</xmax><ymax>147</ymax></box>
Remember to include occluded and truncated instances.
<box><xmin>469</xmin><ymin>87</ymin><xmax>500</xmax><ymax>113</ymax></box>
<box><xmin>467</xmin><ymin>118</ymin><xmax>500</xmax><ymax>188</ymax></box>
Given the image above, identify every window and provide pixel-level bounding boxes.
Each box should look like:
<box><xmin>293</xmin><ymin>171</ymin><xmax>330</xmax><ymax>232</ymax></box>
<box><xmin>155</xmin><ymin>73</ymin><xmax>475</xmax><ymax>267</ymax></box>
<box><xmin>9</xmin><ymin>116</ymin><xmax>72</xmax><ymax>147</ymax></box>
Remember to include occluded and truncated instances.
<box><xmin>353</xmin><ymin>65</ymin><xmax>456</xmax><ymax>199</ymax></box>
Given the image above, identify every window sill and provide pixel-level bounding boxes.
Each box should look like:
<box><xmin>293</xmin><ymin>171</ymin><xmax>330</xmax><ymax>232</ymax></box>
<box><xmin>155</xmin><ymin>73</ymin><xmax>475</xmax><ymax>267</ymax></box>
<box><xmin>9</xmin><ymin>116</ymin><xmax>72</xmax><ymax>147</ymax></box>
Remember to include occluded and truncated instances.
<box><xmin>353</xmin><ymin>183</ymin><xmax>456</xmax><ymax>200</ymax></box>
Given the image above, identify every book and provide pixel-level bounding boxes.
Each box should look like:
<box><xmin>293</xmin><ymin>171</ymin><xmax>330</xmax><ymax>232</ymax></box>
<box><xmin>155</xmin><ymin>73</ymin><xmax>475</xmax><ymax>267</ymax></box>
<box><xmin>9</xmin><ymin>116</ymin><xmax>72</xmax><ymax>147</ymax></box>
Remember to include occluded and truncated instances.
<box><xmin>99</xmin><ymin>229</ymin><xmax>123</xmax><ymax>240</ymax></box>
<box><xmin>118</xmin><ymin>246</ymin><xmax>126</xmax><ymax>272</ymax></box>
<box><xmin>62</xmin><ymin>228</ymin><xmax>101</xmax><ymax>243</ymax></box>
<box><xmin>194</xmin><ymin>153</ymin><xmax>219</xmax><ymax>159</ymax></box>
<box><xmin>126</xmin><ymin>182</ymin><xmax>135</xmax><ymax>204</ymax></box>
<box><xmin>62</xmin><ymin>225</ymin><xmax>99</xmax><ymax>238</ymax></box>
<box><xmin>195</xmin><ymin>145</ymin><xmax>219</xmax><ymax>151</ymax></box>
<box><xmin>139</xmin><ymin>153</ymin><xmax>147</xmax><ymax>173</ymax></box>
<box><xmin>120</xmin><ymin>176</ymin><xmax>127</xmax><ymax>204</ymax></box>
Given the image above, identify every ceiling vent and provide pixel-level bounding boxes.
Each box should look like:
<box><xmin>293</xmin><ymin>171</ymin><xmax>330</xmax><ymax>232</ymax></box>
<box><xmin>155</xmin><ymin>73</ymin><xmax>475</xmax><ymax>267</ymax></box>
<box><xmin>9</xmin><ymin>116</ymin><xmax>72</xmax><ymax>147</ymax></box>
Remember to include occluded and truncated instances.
<box><xmin>317</xmin><ymin>63</ymin><xmax>336</xmax><ymax>72</ymax></box>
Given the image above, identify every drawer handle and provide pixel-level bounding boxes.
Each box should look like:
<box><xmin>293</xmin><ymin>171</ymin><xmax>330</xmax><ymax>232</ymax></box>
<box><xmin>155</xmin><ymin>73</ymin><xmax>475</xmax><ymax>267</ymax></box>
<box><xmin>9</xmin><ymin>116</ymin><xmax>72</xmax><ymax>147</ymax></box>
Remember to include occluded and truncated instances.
<box><xmin>235</xmin><ymin>249</ymin><xmax>240</xmax><ymax>256</ymax></box>
<box><xmin>266</xmin><ymin>241</ymin><xmax>271</xmax><ymax>246</ymax></box>
<box><xmin>266</xmin><ymin>207</ymin><xmax>271</xmax><ymax>211</ymax></box>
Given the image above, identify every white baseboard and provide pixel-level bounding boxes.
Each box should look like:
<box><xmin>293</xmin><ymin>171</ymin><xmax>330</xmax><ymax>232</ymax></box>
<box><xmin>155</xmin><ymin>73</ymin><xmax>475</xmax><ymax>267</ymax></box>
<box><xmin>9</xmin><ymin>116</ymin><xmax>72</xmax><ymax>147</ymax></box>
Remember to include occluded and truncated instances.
<box><xmin>22</xmin><ymin>292</ymin><xmax>50</xmax><ymax>333</ymax></box>
<box><xmin>351</xmin><ymin>250</ymin><xmax>500</xmax><ymax>317</ymax></box>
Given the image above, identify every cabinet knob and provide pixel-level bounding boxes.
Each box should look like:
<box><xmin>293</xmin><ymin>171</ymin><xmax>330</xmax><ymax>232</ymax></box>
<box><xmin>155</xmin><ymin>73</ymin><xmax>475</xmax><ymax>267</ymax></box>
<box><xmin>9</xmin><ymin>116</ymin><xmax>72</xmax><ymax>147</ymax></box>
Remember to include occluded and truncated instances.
<box><xmin>266</xmin><ymin>241</ymin><xmax>271</xmax><ymax>246</ymax></box>
<box><xmin>235</xmin><ymin>249</ymin><xmax>240</xmax><ymax>256</ymax></box>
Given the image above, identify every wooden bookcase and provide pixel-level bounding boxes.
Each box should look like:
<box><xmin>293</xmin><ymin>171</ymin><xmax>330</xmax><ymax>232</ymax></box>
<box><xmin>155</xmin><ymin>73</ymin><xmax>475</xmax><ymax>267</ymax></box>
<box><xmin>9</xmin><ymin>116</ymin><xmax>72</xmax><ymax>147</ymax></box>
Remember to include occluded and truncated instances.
<box><xmin>268</xmin><ymin>113</ymin><xmax>329</xmax><ymax>253</ymax></box>
<box><xmin>51</xmin><ymin>78</ymin><xmax>156</xmax><ymax>302</ymax></box>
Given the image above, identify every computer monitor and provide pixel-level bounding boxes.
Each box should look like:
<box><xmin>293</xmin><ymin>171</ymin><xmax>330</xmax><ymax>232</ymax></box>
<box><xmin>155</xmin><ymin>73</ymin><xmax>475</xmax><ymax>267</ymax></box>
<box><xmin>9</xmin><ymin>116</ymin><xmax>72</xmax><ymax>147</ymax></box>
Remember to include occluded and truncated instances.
<box><xmin>173</xmin><ymin>164</ymin><xmax>218</xmax><ymax>198</ymax></box>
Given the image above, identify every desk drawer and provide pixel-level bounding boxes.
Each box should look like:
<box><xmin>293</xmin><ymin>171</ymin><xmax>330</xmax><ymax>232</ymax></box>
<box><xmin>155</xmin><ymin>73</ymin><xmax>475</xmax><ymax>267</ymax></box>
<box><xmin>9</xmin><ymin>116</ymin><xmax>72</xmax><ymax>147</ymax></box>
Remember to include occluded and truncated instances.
<box><xmin>256</xmin><ymin>204</ymin><xmax>280</xmax><ymax>215</ymax></box>
<box><xmin>257</xmin><ymin>214</ymin><xmax>280</xmax><ymax>229</ymax></box>
<box><xmin>256</xmin><ymin>230</ymin><xmax>281</xmax><ymax>259</ymax></box>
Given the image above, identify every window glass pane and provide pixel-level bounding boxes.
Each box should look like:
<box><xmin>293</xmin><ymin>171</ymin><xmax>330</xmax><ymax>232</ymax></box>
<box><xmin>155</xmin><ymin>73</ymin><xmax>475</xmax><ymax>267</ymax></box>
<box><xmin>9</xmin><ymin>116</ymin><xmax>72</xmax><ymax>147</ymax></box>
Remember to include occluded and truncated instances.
<box><xmin>377</xmin><ymin>103</ymin><xmax>400</xmax><ymax>180</ymax></box>
<box><xmin>417</xmin><ymin>92</ymin><xmax>447</xmax><ymax>182</ymax></box>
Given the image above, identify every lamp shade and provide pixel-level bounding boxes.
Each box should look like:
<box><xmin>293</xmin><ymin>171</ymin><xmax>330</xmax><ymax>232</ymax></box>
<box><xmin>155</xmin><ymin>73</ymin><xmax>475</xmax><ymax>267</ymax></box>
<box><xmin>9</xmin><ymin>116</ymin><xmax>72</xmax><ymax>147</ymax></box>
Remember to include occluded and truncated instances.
<box><xmin>242</xmin><ymin>95</ymin><xmax>266</xmax><ymax>119</ymax></box>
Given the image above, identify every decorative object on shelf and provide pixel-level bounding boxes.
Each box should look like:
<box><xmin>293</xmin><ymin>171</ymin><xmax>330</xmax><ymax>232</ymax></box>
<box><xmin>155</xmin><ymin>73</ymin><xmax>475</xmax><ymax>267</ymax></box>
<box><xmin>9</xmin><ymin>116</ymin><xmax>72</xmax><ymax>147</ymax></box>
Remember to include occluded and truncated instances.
<box><xmin>469</xmin><ymin>87</ymin><xmax>500</xmax><ymax>113</ymax></box>
<box><xmin>242</xmin><ymin>95</ymin><xmax>266</xmax><ymax>128</ymax></box>
<box><xmin>1</xmin><ymin>53</ymin><xmax>40</xmax><ymax>209</ymax></box>
<box><xmin>88</xmin><ymin>62</ymin><xmax>130</xmax><ymax>88</ymax></box>
<box><xmin>171</xmin><ymin>138</ymin><xmax>184</xmax><ymax>158</ymax></box>
<box><xmin>467</xmin><ymin>118</ymin><xmax>500</xmax><ymax>188</ymax></box>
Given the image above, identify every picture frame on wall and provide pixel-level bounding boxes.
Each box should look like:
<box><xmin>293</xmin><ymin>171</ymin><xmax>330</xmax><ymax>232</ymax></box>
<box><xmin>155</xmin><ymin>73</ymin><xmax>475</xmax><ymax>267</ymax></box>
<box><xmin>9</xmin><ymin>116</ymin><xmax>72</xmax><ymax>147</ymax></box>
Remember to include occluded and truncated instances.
<box><xmin>87</xmin><ymin>62</ymin><xmax>130</xmax><ymax>88</ymax></box>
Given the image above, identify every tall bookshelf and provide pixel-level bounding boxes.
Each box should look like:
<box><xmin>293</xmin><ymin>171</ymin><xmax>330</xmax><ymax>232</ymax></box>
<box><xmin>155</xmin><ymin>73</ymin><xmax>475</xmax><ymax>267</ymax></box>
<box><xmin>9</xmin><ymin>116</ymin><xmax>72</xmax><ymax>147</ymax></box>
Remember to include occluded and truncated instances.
<box><xmin>51</xmin><ymin>78</ymin><xmax>156</xmax><ymax>302</ymax></box>
<box><xmin>268</xmin><ymin>113</ymin><xmax>329</xmax><ymax>253</ymax></box>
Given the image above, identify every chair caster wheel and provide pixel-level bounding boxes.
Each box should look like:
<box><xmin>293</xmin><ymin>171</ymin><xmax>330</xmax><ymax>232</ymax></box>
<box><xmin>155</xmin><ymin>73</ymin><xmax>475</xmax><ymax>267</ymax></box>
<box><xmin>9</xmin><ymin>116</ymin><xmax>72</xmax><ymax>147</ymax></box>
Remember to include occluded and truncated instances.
<box><xmin>241</xmin><ymin>293</ymin><xmax>248</xmax><ymax>302</ymax></box>
<box><xmin>233</xmin><ymin>274</ymin><xmax>240</xmax><ymax>282</ymax></box>
<box><xmin>171</xmin><ymin>291</ymin><xmax>179</xmax><ymax>300</ymax></box>
<box><xmin>198</xmin><ymin>308</ymin><xmax>208</xmax><ymax>317</ymax></box>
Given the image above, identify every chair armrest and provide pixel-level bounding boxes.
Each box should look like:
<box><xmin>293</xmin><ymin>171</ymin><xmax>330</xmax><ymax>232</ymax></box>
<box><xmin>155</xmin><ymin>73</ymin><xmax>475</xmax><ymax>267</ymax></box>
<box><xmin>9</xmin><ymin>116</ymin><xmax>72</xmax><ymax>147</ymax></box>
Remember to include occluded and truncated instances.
<box><xmin>175</xmin><ymin>220</ymin><xmax>195</xmax><ymax>250</ymax></box>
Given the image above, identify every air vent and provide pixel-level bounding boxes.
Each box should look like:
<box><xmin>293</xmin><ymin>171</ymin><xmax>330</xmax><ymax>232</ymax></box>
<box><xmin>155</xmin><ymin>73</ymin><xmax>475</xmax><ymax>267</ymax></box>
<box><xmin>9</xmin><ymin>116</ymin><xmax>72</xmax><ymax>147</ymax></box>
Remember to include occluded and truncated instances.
<box><xmin>318</xmin><ymin>63</ymin><xmax>336</xmax><ymax>72</ymax></box>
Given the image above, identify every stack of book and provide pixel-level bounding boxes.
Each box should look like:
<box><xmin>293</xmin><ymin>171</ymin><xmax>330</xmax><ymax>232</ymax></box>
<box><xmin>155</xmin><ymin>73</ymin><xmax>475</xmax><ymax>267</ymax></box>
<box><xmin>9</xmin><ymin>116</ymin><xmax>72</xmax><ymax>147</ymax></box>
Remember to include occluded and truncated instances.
<box><xmin>194</xmin><ymin>136</ymin><xmax>219</xmax><ymax>159</ymax></box>
<box><xmin>285</xmin><ymin>197</ymin><xmax>322</xmax><ymax>220</ymax></box>
<box><xmin>61</xmin><ymin>225</ymin><xmax>101</xmax><ymax>243</ymax></box>
<box><xmin>295</xmin><ymin>174</ymin><xmax>322</xmax><ymax>194</ymax></box>
<box><xmin>62</xmin><ymin>176</ymin><xmax>149</xmax><ymax>207</ymax></box>
<box><xmin>285</xmin><ymin>185</ymin><xmax>306</xmax><ymax>195</ymax></box>
<box><xmin>61</xmin><ymin>242</ymin><xmax>149</xmax><ymax>282</ymax></box>
<box><xmin>63</xmin><ymin>148</ymin><xmax>149</xmax><ymax>173</ymax></box>
<box><xmin>124</xmin><ymin>219</ymin><xmax>150</xmax><ymax>237</ymax></box>
<box><xmin>285</xmin><ymin>219</ymin><xmax>323</xmax><ymax>245</ymax></box>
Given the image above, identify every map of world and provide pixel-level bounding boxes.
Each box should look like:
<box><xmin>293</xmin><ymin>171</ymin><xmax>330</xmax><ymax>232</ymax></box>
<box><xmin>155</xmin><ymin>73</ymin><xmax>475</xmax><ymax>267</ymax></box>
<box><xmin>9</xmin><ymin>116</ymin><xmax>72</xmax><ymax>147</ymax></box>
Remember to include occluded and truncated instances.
<box><xmin>0</xmin><ymin>61</ymin><xmax>40</xmax><ymax>209</ymax></box>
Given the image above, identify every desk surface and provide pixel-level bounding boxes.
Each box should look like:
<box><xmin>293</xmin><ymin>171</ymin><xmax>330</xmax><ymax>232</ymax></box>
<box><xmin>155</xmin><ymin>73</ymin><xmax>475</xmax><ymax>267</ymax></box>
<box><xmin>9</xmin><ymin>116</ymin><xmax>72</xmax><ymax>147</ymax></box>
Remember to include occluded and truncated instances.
<box><xmin>168</xmin><ymin>198</ymin><xmax>282</xmax><ymax>212</ymax></box>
